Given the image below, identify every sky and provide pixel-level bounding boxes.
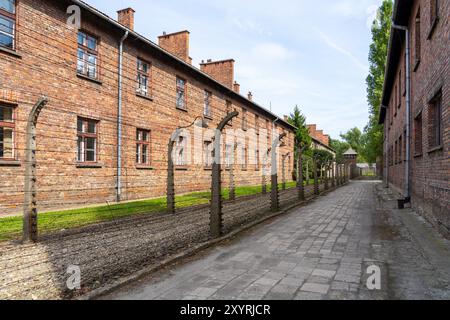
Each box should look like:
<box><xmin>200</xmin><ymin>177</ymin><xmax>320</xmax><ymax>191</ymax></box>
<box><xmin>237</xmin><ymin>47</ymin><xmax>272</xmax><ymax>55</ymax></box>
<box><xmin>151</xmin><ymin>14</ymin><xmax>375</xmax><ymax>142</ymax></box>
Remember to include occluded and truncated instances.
<box><xmin>85</xmin><ymin>0</ymin><xmax>383</xmax><ymax>139</ymax></box>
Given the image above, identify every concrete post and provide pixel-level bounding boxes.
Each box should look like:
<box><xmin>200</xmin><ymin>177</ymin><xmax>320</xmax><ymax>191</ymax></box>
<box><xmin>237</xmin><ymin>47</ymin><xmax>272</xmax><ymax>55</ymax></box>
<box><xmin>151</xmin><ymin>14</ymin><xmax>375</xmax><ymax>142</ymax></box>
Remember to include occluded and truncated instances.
<box><xmin>281</xmin><ymin>154</ymin><xmax>286</xmax><ymax>191</ymax></box>
<box><xmin>23</xmin><ymin>96</ymin><xmax>48</xmax><ymax>243</ymax></box>
<box><xmin>270</xmin><ymin>132</ymin><xmax>286</xmax><ymax>212</ymax></box>
<box><xmin>167</xmin><ymin>129</ymin><xmax>181</xmax><ymax>214</ymax></box>
<box><xmin>210</xmin><ymin>111</ymin><xmax>239</xmax><ymax>238</ymax></box>
<box><xmin>229</xmin><ymin>161</ymin><xmax>236</xmax><ymax>200</ymax></box>
<box><xmin>297</xmin><ymin>148</ymin><xmax>304</xmax><ymax>201</ymax></box>
<box><xmin>313</xmin><ymin>157</ymin><xmax>319</xmax><ymax>195</ymax></box>
<box><xmin>331</xmin><ymin>162</ymin><xmax>336</xmax><ymax>188</ymax></box>
<box><xmin>229</xmin><ymin>144</ymin><xmax>236</xmax><ymax>201</ymax></box>
<box><xmin>324</xmin><ymin>162</ymin><xmax>329</xmax><ymax>191</ymax></box>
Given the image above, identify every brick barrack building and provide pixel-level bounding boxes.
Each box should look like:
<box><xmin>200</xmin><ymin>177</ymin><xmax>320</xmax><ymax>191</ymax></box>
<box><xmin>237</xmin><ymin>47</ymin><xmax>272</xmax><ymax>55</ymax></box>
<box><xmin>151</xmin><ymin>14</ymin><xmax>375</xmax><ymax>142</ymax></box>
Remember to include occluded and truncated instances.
<box><xmin>379</xmin><ymin>0</ymin><xmax>449</xmax><ymax>238</ymax></box>
<box><xmin>0</xmin><ymin>0</ymin><xmax>296</xmax><ymax>215</ymax></box>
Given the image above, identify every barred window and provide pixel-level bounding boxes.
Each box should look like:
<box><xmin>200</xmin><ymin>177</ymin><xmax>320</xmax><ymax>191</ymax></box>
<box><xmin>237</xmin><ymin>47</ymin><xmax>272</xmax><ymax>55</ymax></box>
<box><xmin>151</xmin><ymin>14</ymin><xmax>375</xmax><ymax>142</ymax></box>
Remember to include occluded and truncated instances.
<box><xmin>414</xmin><ymin>112</ymin><xmax>423</xmax><ymax>155</ymax></box>
<box><xmin>175</xmin><ymin>136</ymin><xmax>187</xmax><ymax>166</ymax></box>
<box><xmin>242</xmin><ymin>108</ymin><xmax>247</xmax><ymax>131</ymax></box>
<box><xmin>204</xmin><ymin>90</ymin><xmax>212</xmax><ymax>118</ymax></box>
<box><xmin>0</xmin><ymin>0</ymin><xmax>15</xmax><ymax>50</ymax></box>
<box><xmin>176</xmin><ymin>77</ymin><xmax>187</xmax><ymax>110</ymax></box>
<box><xmin>136</xmin><ymin>129</ymin><xmax>150</xmax><ymax>165</ymax></box>
<box><xmin>414</xmin><ymin>8</ymin><xmax>421</xmax><ymax>65</ymax></box>
<box><xmin>225</xmin><ymin>144</ymin><xmax>233</xmax><ymax>168</ymax></box>
<box><xmin>77</xmin><ymin>31</ymin><xmax>98</xmax><ymax>79</ymax></box>
<box><xmin>428</xmin><ymin>91</ymin><xmax>442</xmax><ymax>149</ymax></box>
<box><xmin>77</xmin><ymin>117</ymin><xmax>98</xmax><ymax>163</ymax></box>
<box><xmin>137</xmin><ymin>59</ymin><xmax>150</xmax><ymax>96</ymax></box>
<box><xmin>203</xmin><ymin>141</ymin><xmax>213</xmax><ymax>168</ymax></box>
<box><xmin>0</xmin><ymin>105</ymin><xmax>15</xmax><ymax>159</ymax></box>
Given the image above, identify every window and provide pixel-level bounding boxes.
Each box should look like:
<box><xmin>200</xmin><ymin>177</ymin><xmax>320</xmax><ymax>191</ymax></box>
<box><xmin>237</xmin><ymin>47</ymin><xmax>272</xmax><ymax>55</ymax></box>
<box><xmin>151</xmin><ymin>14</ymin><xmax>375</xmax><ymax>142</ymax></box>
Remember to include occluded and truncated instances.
<box><xmin>241</xmin><ymin>146</ymin><xmax>248</xmax><ymax>170</ymax></box>
<box><xmin>414</xmin><ymin>8</ymin><xmax>421</xmax><ymax>66</ymax></box>
<box><xmin>136</xmin><ymin>129</ymin><xmax>150</xmax><ymax>165</ymax></box>
<box><xmin>255</xmin><ymin>115</ymin><xmax>259</xmax><ymax>135</ymax></box>
<box><xmin>137</xmin><ymin>59</ymin><xmax>150</xmax><ymax>96</ymax></box>
<box><xmin>204</xmin><ymin>90</ymin><xmax>212</xmax><ymax>118</ymax></box>
<box><xmin>175</xmin><ymin>136</ymin><xmax>187</xmax><ymax>166</ymax></box>
<box><xmin>428</xmin><ymin>91</ymin><xmax>442</xmax><ymax>149</ymax></box>
<box><xmin>266</xmin><ymin>119</ymin><xmax>270</xmax><ymax>139</ymax></box>
<box><xmin>394</xmin><ymin>84</ymin><xmax>398</xmax><ymax>115</ymax></box>
<box><xmin>0</xmin><ymin>0</ymin><xmax>15</xmax><ymax>50</ymax></box>
<box><xmin>225</xmin><ymin>144</ymin><xmax>233</xmax><ymax>168</ymax></box>
<box><xmin>398</xmin><ymin>135</ymin><xmax>403</xmax><ymax>163</ymax></box>
<box><xmin>203</xmin><ymin>141</ymin><xmax>213</xmax><ymax>168</ymax></box>
<box><xmin>242</xmin><ymin>108</ymin><xmax>247</xmax><ymax>131</ymax></box>
<box><xmin>414</xmin><ymin>112</ymin><xmax>423</xmax><ymax>155</ymax></box>
<box><xmin>77</xmin><ymin>117</ymin><xmax>98</xmax><ymax>163</ymax></box>
<box><xmin>77</xmin><ymin>31</ymin><xmax>98</xmax><ymax>79</ymax></box>
<box><xmin>255</xmin><ymin>149</ymin><xmax>260</xmax><ymax>170</ymax></box>
<box><xmin>0</xmin><ymin>105</ymin><xmax>14</xmax><ymax>159</ymax></box>
<box><xmin>176</xmin><ymin>77</ymin><xmax>186</xmax><ymax>110</ymax></box>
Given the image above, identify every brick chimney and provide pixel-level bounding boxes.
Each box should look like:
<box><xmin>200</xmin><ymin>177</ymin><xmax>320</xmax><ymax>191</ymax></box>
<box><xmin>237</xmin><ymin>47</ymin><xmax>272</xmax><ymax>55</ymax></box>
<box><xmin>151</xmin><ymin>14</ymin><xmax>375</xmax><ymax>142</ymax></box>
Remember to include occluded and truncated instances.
<box><xmin>158</xmin><ymin>31</ymin><xmax>191</xmax><ymax>64</ymax></box>
<box><xmin>247</xmin><ymin>91</ymin><xmax>253</xmax><ymax>101</ymax></box>
<box><xmin>323</xmin><ymin>134</ymin><xmax>330</xmax><ymax>146</ymax></box>
<box><xmin>233</xmin><ymin>81</ymin><xmax>240</xmax><ymax>94</ymax></box>
<box><xmin>117</xmin><ymin>8</ymin><xmax>135</xmax><ymax>30</ymax></box>
<box><xmin>200</xmin><ymin>59</ymin><xmax>235</xmax><ymax>89</ymax></box>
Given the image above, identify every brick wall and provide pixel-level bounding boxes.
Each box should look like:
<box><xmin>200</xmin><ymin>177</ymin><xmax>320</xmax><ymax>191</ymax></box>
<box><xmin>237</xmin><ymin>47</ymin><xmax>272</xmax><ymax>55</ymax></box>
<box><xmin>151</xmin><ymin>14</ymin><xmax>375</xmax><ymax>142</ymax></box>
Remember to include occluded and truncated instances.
<box><xmin>307</xmin><ymin>124</ymin><xmax>330</xmax><ymax>147</ymax></box>
<box><xmin>383</xmin><ymin>0</ymin><xmax>449</xmax><ymax>238</ymax></box>
<box><xmin>0</xmin><ymin>0</ymin><xmax>295</xmax><ymax>216</ymax></box>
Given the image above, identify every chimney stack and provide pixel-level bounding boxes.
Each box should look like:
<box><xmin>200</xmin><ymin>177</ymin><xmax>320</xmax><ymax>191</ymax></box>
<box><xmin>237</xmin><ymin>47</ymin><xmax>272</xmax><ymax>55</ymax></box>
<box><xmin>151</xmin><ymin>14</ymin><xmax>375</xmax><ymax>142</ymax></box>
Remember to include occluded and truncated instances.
<box><xmin>158</xmin><ymin>30</ymin><xmax>192</xmax><ymax>64</ymax></box>
<box><xmin>117</xmin><ymin>8</ymin><xmax>135</xmax><ymax>30</ymax></box>
<box><xmin>233</xmin><ymin>81</ymin><xmax>240</xmax><ymax>94</ymax></box>
<box><xmin>247</xmin><ymin>91</ymin><xmax>253</xmax><ymax>101</ymax></box>
<box><xmin>200</xmin><ymin>59</ymin><xmax>235</xmax><ymax>89</ymax></box>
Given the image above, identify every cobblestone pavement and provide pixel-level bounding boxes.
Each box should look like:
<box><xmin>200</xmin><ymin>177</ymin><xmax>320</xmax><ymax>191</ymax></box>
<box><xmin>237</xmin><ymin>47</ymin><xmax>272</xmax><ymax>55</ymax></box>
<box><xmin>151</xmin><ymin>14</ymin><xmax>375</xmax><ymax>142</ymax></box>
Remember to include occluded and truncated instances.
<box><xmin>103</xmin><ymin>181</ymin><xmax>450</xmax><ymax>300</ymax></box>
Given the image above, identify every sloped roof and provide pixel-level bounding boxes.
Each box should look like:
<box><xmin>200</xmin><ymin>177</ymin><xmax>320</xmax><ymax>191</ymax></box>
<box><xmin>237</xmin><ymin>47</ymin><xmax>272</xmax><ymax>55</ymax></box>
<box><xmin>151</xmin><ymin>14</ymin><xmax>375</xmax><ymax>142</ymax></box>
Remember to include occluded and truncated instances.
<box><xmin>70</xmin><ymin>0</ymin><xmax>296</xmax><ymax>131</ymax></box>
<box><xmin>343</xmin><ymin>147</ymin><xmax>358</xmax><ymax>155</ymax></box>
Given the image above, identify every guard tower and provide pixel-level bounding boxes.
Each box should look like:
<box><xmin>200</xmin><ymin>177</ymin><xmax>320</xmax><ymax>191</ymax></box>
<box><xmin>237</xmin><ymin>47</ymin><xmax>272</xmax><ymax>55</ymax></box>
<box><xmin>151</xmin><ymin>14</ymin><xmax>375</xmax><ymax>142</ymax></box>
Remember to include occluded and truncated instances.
<box><xmin>343</xmin><ymin>148</ymin><xmax>358</xmax><ymax>179</ymax></box>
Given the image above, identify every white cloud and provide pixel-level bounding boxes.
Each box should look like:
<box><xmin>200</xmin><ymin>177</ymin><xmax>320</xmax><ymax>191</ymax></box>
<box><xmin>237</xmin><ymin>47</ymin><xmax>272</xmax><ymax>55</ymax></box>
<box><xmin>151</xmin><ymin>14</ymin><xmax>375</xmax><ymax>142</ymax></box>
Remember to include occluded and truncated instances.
<box><xmin>317</xmin><ymin>30</ymin><xmax>369</xmax><ymax>72</ymax></box>
<box><xmin>251</xmin><ymin>42</ymin><xmax>295</xmax><ymax>61</ymax></box>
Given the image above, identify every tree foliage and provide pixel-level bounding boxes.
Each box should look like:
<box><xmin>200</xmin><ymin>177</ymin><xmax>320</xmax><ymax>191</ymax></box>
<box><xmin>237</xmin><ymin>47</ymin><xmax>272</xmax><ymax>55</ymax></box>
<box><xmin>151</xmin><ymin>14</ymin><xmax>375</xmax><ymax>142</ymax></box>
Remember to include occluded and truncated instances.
<box><xmin>287</xmin><ymin>105</ymin><xmax>312</xmax><ymax>152</ymax></box>
<box><xmin>329</xmin><ymin>138</ymin><xmax>350</xmax><ymax>164</ymax></box>
<box><xmin>364</xmin><ymin>0</ymin><xmax>393</xmax><ymax>163</ymax></box>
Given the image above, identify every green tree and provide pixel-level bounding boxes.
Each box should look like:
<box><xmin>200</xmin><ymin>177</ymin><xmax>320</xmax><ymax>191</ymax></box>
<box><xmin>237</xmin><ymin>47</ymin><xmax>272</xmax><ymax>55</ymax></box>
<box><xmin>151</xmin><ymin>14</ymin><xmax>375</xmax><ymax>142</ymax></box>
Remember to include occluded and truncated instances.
<box><xmin>365</xmin><ymin>0</ymin><xmax>393</xmax><ymax>163</ymax></box>
<box><xmin>287</xmin><ymin>106</ymin><xmax>312</xmax><ymax>151</ymax></box>
<box><xmin>339</xmin><ymin>127</ymin><xmax>368</xmax><ymax>163</ymax></box>
<box><xmin>287</xmin><ymin>106</ymin><xmax>312</xmax><ymax>178</ymax></box>
<box><xmin>329</xmin><ymin>138</ymin><xmax>350</xmax><ymax>163</ymax></box>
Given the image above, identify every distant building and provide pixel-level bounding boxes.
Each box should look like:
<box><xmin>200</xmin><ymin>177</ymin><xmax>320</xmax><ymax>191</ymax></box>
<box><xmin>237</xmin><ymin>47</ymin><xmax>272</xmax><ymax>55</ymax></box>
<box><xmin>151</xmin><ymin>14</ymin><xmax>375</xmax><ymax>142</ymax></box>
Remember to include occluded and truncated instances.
<box><xmin>307</xmin><ymin>124</ymin><xmax>336</xmax><ymax>156</ymax></box>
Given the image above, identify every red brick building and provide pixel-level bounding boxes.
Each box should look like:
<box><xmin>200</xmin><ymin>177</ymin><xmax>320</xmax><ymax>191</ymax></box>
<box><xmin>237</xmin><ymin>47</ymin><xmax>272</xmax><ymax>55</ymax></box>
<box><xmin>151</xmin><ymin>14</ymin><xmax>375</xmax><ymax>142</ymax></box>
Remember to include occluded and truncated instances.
<box><xmin>379</xmin><ymin>0</ymin><xmax>449</xmax><ymax>238</ymax></box>
<box><xmin>0</xmin><ymin>0</ymin><xmax>295</xmax><ymax>215</ymax></box>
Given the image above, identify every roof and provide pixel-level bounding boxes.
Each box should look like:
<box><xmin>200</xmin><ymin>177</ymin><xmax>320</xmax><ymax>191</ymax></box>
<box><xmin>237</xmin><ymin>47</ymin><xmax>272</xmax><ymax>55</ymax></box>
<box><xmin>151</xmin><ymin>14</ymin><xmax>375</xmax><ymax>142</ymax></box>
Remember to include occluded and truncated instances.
<box><xmin>311</xmin><ymin>136</ymin><xmax>336</xmax><ymax>153</ymax></box>
<box><xmin>379</xmin><ymin>0</ymin><xmax>414</xmax><ymax>124</ymax></box>
<box><xmin>343</xmin><ymin>147</ymin><xmax>358</xmax><ymax>155</ymax></box>
<box><xmin>70</xmin><ymin>0</ymin><xmax>296</xmax><ymax>132</ymax></box>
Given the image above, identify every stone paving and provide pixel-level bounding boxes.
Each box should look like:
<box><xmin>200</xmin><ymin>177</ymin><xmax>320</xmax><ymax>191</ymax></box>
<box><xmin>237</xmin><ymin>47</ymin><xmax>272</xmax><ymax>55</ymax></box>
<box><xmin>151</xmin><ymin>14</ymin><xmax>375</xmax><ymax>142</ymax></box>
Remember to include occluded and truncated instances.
<box><xmin>103</xmin><ymin>181</ymin><xmax>450</xmax><ymax>300</ymax></box>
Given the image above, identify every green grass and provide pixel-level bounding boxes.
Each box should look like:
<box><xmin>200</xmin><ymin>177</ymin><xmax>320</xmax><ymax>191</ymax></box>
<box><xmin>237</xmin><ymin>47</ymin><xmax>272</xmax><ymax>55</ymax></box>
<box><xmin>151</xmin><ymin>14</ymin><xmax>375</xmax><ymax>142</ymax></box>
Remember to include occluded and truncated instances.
<box><xmin>0</xmin><ymin>181</ymin><xmax>303</xmax><ymax>242</ymax></box>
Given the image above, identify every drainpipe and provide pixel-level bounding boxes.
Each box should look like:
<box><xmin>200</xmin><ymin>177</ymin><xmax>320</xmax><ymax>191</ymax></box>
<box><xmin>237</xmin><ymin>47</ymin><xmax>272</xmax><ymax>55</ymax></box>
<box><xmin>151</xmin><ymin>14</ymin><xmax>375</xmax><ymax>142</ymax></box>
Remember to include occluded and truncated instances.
<box><xmin>392</xmin><ymin>23</ymin><xmax>411</xmax><ymax>203</ymax></box>
<box><xmin>117</xmin><ymin>30</ymin><xmax>129</xmax><ymax>202</ymax></box>
<box><xmin>383</xmin><ymin>108</ymin><xmax>389</xmax><ymax>188</ymax></box>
